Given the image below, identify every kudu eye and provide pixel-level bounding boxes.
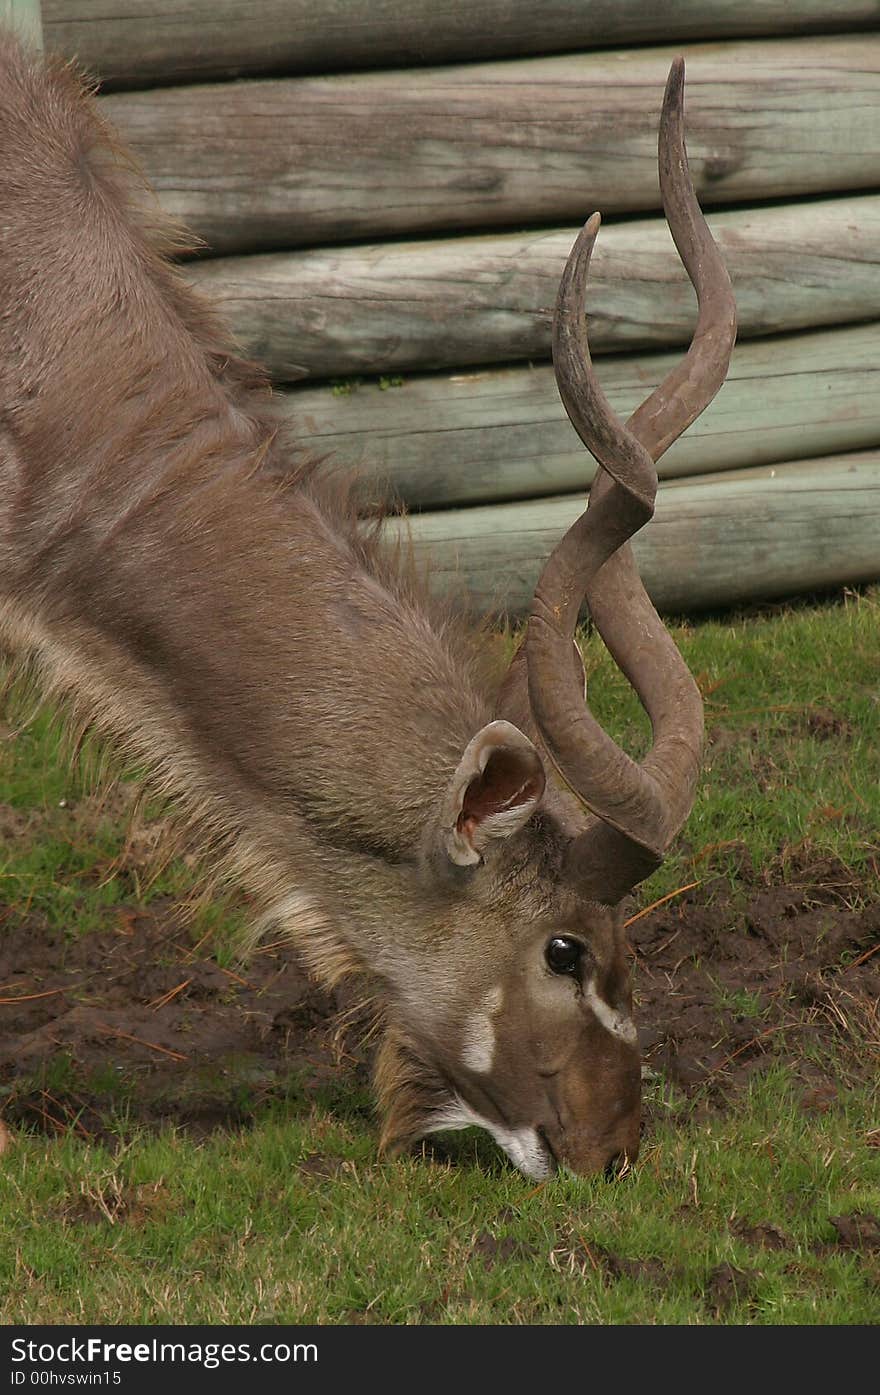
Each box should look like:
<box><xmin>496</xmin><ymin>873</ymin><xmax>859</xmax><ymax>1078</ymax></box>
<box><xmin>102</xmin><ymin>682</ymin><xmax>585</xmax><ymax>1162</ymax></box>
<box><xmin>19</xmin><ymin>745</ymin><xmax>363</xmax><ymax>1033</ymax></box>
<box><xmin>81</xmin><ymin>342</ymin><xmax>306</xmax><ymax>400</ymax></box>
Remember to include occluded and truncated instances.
<box><xmin>545</xmin><ymin>936</ymin><xmax>583</xmax><ymax>975</ymax></box>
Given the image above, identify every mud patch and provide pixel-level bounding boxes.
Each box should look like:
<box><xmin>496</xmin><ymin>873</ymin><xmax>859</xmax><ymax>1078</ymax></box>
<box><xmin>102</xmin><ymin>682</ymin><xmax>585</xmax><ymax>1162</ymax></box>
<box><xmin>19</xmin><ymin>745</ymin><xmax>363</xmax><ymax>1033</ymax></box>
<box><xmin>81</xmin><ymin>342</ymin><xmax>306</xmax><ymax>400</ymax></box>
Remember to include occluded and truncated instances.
<box><xmin>61</xmin><ymin>1179</ymin><xmax>173</xmax><ymax>1228</ymax></box>
<box><xmin>801</xmin><ymin>708</ymin><xmax>855</xmax><ymax>741</ymax></box>
<box><xmin>549</xmin><ymin>1233</ymin><xmax>672</xmax><ymax>1287</ymax></box>
<box><xmin>827</xmin><ymin>1213</ymin><xmax>880</xmax><ymax>1252</ymax></box>
<box><xmin>705</xmin><ymin>1262</ymin><xmax>757</xmax><ymax>1316</ymax></box>
<box><xmin>298</xmin><ymin>1153</ymin><xmax>348</xmax><ymax>1181</ymax></box>
<box><xmin>470</xmin><ymin>1231</ymin><xmax>538</xmax><ymax>1270</ymax></box>
<box><xmin>0</xmin><ymin>899</ymin><xmax>372</xmax><ymax>1141</ymax></box>
<box><xmin>799</xmin><ymin>1083</ymin><xmax>839</xmax><ymax>1114</ymax></box>
<box><xmin>631</xmin><ymin>864</ymin><xmax>880</xmax><ymax>1111</ymax></box>
<box><xmin>0</xmin><ymin>851</ymin><xmax>877</xmax><ymax>1151</ymax></box>
<box><xmin>730</xmin><ymin>1220</ymin><xmax>790</xmax><ymax>1250</ymax></box>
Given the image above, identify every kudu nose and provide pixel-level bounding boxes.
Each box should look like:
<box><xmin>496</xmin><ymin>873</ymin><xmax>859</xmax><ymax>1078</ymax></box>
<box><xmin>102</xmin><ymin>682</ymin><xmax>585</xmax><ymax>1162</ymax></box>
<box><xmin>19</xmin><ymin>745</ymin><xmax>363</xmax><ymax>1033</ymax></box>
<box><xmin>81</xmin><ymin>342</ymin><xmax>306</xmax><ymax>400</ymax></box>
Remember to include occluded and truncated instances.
<box><xmin>544</xmin><ymin>1127</ymin><xmax>640</xmax><ymax>1178</ymax></box>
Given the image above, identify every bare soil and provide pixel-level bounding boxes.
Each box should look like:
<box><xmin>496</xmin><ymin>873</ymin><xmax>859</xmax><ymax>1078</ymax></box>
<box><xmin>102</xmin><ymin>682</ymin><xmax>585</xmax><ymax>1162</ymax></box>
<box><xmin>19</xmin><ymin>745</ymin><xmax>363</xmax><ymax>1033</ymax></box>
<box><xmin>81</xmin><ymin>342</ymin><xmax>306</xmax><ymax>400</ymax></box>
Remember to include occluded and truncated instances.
<box><xmin>0</xmin><ymin>854</ymin><xmax>877</xmax><ymax>1154</ymax></box>
<box><xmin>632</xmin><ymin>856</ymin><xmax>879</xmax><ymax>1109</ymax></box>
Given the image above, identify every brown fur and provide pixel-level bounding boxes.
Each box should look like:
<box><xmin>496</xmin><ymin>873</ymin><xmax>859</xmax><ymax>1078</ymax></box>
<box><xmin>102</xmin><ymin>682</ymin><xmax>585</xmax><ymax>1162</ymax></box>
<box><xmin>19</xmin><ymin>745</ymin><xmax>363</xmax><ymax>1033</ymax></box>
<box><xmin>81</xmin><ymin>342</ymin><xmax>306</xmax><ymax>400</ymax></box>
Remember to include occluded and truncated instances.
<box><xmin>0</xmin><ymin>35</ymin><xmax>640</xmax><ymax>1176</ymax></box>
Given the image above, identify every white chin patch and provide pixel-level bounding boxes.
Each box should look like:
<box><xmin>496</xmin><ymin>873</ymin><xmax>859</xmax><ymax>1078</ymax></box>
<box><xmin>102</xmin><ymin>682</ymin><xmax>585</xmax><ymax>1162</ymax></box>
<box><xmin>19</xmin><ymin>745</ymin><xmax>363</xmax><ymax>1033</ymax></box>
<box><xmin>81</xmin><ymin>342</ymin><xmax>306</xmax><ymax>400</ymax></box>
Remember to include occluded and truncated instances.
<box><xmin>584</xmin><ymin>979</ymin><xmax>638</xmax><ymax>1046</ymax></box>
<box><xmin>425</xmin><ymin>1096</ymin><xmax>553</xmax><ymax>1181</ymax></box>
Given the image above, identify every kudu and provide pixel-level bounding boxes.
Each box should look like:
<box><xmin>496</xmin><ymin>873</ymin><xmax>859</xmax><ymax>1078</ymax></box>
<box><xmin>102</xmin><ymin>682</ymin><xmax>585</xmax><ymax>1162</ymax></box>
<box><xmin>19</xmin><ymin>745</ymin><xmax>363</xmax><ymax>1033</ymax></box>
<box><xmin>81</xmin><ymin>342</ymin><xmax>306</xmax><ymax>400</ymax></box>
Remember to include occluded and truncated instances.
<box><xmin>0</xmin><ymin>36</ymin><xmax>736</xmax><ymax>1178</ymax></box>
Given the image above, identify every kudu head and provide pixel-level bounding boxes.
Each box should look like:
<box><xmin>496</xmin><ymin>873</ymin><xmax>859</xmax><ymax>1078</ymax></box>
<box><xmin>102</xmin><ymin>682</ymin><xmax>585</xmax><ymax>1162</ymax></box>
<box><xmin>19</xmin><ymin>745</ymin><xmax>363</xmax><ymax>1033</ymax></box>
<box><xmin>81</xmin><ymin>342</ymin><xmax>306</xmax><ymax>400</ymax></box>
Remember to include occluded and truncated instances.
<box><xmin>377</xmin><ymin>60</ymin><xmax>736</xmax><ymax>1178</ymax></box>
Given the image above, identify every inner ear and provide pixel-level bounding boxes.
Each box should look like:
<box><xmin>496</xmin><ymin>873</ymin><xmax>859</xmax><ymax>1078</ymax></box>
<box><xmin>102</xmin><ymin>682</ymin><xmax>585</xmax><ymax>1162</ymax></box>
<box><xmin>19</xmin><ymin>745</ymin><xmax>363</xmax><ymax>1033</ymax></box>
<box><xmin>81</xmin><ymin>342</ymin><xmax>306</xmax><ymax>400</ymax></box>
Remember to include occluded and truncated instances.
<box><xmin>440</xmin><ymin>719</ymin><xmax>546</xmax><ymax>867</ymax></box>
<box><xmin>458</xmin><ymin>746</ymin><xmax>544</xmax><ymax>839</ymax></box>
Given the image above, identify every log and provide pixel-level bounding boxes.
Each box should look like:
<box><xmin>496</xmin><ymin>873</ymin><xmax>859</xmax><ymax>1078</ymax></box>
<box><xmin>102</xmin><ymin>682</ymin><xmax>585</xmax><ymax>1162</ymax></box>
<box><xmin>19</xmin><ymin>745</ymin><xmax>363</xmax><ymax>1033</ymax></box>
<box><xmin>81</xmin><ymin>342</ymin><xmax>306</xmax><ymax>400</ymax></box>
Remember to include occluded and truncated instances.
<box><xmin>384</xmin><ymin>453</ymin><xmax>880</xmax><ymax>615</ymax></box>
<box><xmin>188</xmin><ymin>195</ymin><xmax>880</xmax><ymax>381</ymax></box>
<box><xmin>45</xmin><ymin>1</ymin><xmax>880</xmax><ymax>89</ymax></box>
<box><xmin>282</xmin><ymin>323</ymin><xmax>880</xmax><ymax>509</ymax></box>
<box><xmin>100</xmin><ymin>37</ymin><xmax>880</xmax><ymax>256</ymax></box>
<box><xmin>1</xmin><ymin>0</ymin><xmax>42</xmax><ymax>48</ymax></box>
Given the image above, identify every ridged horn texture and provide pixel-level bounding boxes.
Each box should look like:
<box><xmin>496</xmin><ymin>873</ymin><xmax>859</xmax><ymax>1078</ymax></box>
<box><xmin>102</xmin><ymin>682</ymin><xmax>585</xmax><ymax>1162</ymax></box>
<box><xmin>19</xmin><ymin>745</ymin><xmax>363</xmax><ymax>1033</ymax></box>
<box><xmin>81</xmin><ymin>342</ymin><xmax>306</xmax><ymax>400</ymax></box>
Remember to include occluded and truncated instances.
<box><xmin>499</xmin><ymin>57</ymin><xmax>737</xmax><ymax>905</ymax></box>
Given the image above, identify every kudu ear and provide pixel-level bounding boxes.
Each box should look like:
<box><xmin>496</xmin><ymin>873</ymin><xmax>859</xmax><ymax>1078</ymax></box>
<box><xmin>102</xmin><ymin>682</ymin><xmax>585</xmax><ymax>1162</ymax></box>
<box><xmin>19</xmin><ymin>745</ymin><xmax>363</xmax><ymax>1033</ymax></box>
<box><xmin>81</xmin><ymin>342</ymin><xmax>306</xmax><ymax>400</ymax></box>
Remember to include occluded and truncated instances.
<box><xmin>440</xmin><ymin>720</ymin><xmax>546</xmax><ymax>866</ymax></box>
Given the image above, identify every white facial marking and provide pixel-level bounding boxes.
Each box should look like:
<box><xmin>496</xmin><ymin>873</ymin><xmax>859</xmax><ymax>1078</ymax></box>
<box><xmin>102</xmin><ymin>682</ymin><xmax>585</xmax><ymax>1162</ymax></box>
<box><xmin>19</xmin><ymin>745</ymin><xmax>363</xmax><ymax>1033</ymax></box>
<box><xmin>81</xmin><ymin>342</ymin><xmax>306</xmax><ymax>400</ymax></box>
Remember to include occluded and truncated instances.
<box><xmin>461</xmin><ymin>1014</ymin><xmax>495</xmax><ymax>1074</ymax></box>
<box><xmin>584</xmin><ymin>978</ymin><xmax>638</xmax><ymax>1046</ymax></box>
<box><xmin>426</xmin><ymin>1096</ymin><xmax>552</xmax><ymax>1182</ymax></box>
<box><xmin>460</xmin><ymin>985</ymin><xmax>504</xmax><ymax>1074</ymax></box>
<box><xmin>484</xmin><ymin>985</ymin><xmax>503</xmax><ymax>1014</ymax></box>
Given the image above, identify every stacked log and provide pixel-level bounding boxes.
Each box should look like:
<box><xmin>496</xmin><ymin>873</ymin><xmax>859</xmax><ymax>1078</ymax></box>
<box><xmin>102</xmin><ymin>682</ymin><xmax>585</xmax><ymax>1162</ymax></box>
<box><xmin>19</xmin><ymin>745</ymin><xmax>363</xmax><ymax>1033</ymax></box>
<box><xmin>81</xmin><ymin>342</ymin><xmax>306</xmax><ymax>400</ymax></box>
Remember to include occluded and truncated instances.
<box><xmin>97</xmin><ymin>39</ymin><xmax>880</xmax><ymax>256</ymax></box>
<box><xmin>187</xmin><ymin>196</ymin><xmax>880</xmax><ymax>379</ymax></box>
<box><xmin>386</xmin><ymin>454</ymin><xmax>880</xmax><ymax>614</ymax></box>
<box><xmin>40</xmin><ymin>4</ymin><xmax>880</xmax><ymax>614</ymax></box>
<box><xmin>280</xmin><ymin>324</ymin><xmax>880</xmax><ymax>509</ymax></box>
<box><xmin>44</xmin><ymin>1</ymin><xmax>880</xmax><ymax>88</ymax></box>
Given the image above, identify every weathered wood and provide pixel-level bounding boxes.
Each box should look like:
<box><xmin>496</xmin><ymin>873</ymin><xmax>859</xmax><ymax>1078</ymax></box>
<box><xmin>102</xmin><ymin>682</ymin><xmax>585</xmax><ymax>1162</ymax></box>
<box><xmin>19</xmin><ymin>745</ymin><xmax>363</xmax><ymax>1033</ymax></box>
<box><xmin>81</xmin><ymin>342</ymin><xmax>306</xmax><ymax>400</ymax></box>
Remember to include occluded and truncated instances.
<box><xmin>282</xmin><ymin>324</ymin><xmax>880</xmax><ymax>509</ymax></box>
<box><xmin>44</xmin><ymin>1</ymin><xmax>880</xmax><ymax>89</ymax></box>
<box><xmin>384</xmin><ymin>454</ymin><xmax>880</xmax><ymax>615</ymax></box>
<box><xmin>1</xmin><ymin>0</ymin><xmax>42</xmax><ymax>48</ymax></box>
<box><xmin>101</xmin><ymin>37</ymin><xmax>880</xmax><ymax>256</ymax></box>
<box><xmin>189</xmin><ymin>195</ymin><xmax>880</xmax><ymax>382</ymax></box>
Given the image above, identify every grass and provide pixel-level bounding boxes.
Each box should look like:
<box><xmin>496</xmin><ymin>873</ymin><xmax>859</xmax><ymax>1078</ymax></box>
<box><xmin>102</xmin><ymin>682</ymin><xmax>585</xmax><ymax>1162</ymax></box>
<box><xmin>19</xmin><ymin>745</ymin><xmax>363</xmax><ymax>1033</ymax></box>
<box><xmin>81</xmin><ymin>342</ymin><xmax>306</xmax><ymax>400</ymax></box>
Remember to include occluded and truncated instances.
<box><xmin>0</xmin><ymin>707</ymin><xmax>242</xmax><ymax>942</ymax></box>
<box><xmin>707</xmin><ymin>980</ymin><xmax>765</xmax><ymax>1022</ymax></box>
<box><xmin>0</xmin><ymin>1072</ymin><xmax>876</xmax><ymax>1324</ymax></box>
<box><xmin>584</xmin><ymin>586</ymin><xmax>880</xmax><ymax>901</ymax></box>
<box><xmin>1</xmin><ymin>587</ymin><xmax>879</xmax><ymax>1325</ymax></box>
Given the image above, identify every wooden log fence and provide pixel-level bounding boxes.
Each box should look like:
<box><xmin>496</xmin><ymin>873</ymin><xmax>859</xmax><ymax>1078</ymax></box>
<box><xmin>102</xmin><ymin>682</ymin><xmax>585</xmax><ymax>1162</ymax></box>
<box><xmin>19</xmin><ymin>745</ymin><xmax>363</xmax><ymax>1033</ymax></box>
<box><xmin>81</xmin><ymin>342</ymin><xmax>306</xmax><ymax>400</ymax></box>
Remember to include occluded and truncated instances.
<box><xmin>283</xmin><ymin>323</ymin><xmax>880</xmax><ymax>509</ymax></box>
<box><xmin>27</xmin><ymin>5</ymin><xmax>880</xmax><ymax>610</ymax></box>
<box><xmin>45</xmin><ymin>1</ymin><xmax>880</xmax><ymax>89</ymax></box>
<box><xmin>101</xmin><ymin>37</ymin><xmax>880</xmax><ymax>256</ymax></box>
<box><xmin>188</xmin><ymin>194</ymin><xmax>880</xmax><ymax>381</ymax></box>
<box><xmin>385</xmin><ymin>453</ymin><xmax>880</xmax><ymax>615</ymax></box>
<box><xmin>1</xmin><ymin>0</ymin><xmax>41</xmax><ymax>46</ymax></box>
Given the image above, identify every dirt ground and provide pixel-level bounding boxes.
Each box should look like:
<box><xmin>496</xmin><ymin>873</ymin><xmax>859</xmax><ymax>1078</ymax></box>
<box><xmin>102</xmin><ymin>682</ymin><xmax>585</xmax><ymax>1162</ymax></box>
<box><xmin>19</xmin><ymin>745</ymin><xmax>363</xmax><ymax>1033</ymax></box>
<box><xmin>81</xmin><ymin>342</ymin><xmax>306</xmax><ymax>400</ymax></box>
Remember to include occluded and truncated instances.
<box><xmin>0</xmin><ymin>851</ymin><xmax>877</xmax><ymax>1150</ymax></box>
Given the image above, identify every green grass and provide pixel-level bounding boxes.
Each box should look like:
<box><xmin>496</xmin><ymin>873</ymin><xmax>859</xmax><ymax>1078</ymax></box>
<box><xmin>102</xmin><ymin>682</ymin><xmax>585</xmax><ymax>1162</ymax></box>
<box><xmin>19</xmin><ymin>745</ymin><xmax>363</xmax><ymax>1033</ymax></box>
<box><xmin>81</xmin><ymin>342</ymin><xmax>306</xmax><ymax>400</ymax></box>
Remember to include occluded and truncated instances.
<box><xmin>0</xmin><ymin>706</ymin><xmax>242</xmax><ymax>940</ymax></box>
<box><xmin>583</xmin><ymin>587</ymin><xmax>880</xmax><ymax>901</ymax></box>
<box><xmin>0</xmin><ymin>1071</ymin><xmax>876</xmax><ymax>1324</ymax></box>
<box><xmin>1</xmin><ymin>588</ymin><xmax>879</xmax><ymax>1325</ymax></box>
